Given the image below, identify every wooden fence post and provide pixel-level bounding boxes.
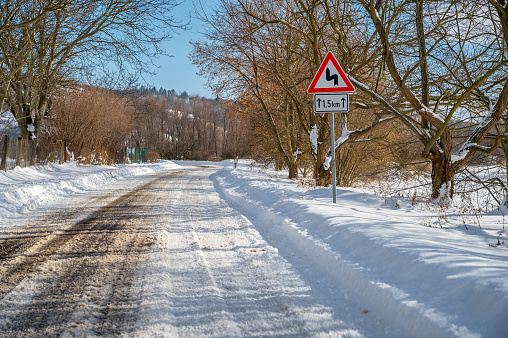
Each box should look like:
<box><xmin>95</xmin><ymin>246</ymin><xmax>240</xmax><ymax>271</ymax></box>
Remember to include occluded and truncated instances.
<box><xmin>16</xmin><ymin>138</ymin><xmax>22</xmax><ymax>167</ymax></box>
<box><xmin>29</xmin><ymin>140</ymin><xmax>36</xmax><ymax>166</ymax></box>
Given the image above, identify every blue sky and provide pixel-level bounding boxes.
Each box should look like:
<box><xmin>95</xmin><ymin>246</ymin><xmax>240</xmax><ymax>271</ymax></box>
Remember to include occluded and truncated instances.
<box><xmin>140</xmin><ymin>1</ymin><xmax>215</xmax><ymax>98</ymax></box>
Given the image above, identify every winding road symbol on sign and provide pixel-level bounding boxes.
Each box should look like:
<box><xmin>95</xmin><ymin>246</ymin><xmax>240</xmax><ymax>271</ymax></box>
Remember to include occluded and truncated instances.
<box><xmin>307</xmin><ymin>52</ymin><xmax>355</xmax><ymax>93</ymax></box>
<box><xmin>326</xmin><ymin>68</ymin><xmax>339</xmax><ymax>86</ymax></box>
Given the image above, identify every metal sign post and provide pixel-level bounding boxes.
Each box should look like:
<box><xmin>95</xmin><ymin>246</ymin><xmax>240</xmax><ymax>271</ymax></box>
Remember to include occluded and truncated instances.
<box><xmin>312</xmin><ymin>93</ymin><xmax>348</xmax><ymax>204</ymax></box>
<box><xmin>307</xmin><ymin>52</ymin><xmax>355</xmax><ymax>204</ymax></box>
<box><xmin>330</xmin><ymin>113</ymin><xmax>337</xmax><ymax>203</ymax></box>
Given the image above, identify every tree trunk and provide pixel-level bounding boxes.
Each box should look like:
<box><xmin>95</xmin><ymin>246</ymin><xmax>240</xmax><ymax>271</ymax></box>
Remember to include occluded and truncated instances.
<box><xmin>288</xmin><ymin>158</ymin><xmax>298</xmax><ymax>179</ymax></box>
<box><xmin>314</xmin><ymin>141</ymin><xmax>331</xmax><ymax>186</ymax></box>
<box><xmin>502</xmin><ymin>119</ymin><xmax>508</xmax><ymax>209</ymax></box>
<box><xmin>431</xmin><ymin>153</ymin><xmax>455</xmax><ymax>203</ymax></box>
<box><xmin>416</xmin><ymin>0</ymin><xmax>430</xmax><ymax>130</ymax></box>
<box><xmin>505</xmin><ymin>153</ymin><xmax>508</xmax><ymax>210</ymax></box>
<box><xmin>1</xmin><ymin>135</ymin><xmax>9</xmax><ymax>171</ymax></box>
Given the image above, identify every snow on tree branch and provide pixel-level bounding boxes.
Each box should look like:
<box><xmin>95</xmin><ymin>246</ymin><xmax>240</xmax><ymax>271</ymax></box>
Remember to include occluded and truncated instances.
<box><xmin>309</xmin><ymin>124</ymin><xmax>319</xmax><ymax>159</ymax></box>
<box><xmin>348</xmin><ymin>76</ymin><xmax>427</xmax><ymax>141</ymax></box>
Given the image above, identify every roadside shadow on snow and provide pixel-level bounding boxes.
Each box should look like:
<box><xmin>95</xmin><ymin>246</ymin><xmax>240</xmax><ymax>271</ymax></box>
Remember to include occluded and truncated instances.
<box><xmin>209</xmin><ymin>169</ymin><xmax>508</xmax><ymax>338</ymax></box>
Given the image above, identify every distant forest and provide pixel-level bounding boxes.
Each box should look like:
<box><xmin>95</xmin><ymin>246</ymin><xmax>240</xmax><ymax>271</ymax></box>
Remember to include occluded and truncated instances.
<box><xmin>30</xmin><ymin>84</ymin><xmax>254</xmax><ymax>164</ymax></box>
<box><xmin>136</xmin><ymin>86</ymin><xmax>192</xmax><ymax>101</ymax></box>
<box><xmin>121</xmin><ymin>85</ymin><xmax>254</xmax><ymax>161</ymax></box>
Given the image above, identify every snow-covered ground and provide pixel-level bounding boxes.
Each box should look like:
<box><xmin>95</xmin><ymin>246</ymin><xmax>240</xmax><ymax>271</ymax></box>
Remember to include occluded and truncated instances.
<box><xmin>1</xmin><ymin>160</ymin><xmax>507</xmax><ymax>337</ymax></box>
<box><xmin>0</xmin><ymin>161</ymin><xmax>181</xmax><ymax>223</ymax></box>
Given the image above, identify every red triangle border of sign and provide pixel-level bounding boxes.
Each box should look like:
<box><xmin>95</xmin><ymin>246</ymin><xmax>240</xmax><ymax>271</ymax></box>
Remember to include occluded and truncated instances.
<box><xmin>307</xmin><ymin>52</ymin><xmax>355</xmax><ymax>93</ymax></box>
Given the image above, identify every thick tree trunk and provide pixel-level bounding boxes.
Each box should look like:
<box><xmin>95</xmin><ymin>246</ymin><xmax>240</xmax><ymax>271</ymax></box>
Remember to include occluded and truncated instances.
<box><xmin>314</xmin><ymin>141</ymin><xmax>331</xmax><ymax>186</ymax></box>
<box><xmin>10</xmin><ymin>81</ymin><xmax>50</xmax><ymax>142</ymax></box>
<box><xmin>275</xmin><ymin>157</ymin><xmax>284</xmax><ymax>171</ymax></box>
<box><xmin>431</xmin><ymin>153</ymin><xmax>455</xmax><ymax>203</ymax></box>
<box><xmin>288</xmin><ymin>160</ymin><xmax>298</xmax><ymax>179</ymax></box>
<box><xmin>416</xmin><ymin>0</ymin><xmax>430</xmax><ymax>130</ymax></box>
<box><xmin>503</xmin><ymin>121</ymin><xmax>508</xmax><ymax>210</ymax></box>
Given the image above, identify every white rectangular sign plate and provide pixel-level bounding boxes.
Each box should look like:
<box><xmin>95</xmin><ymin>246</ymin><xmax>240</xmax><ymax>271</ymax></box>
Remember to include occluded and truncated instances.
<box><xmin>313</xmin><ymin>93</ymin><xmax>349</xmax><ymax>113</ymax></box>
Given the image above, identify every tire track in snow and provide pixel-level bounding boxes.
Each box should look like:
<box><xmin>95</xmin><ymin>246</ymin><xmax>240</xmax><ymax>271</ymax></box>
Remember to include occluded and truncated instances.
<box><xmin>161</xmin><ymin>168</ymin><xmax>356</xmax><ymax>337</ymax></box>
<box><xmin>0</xmin><ymin>190</ymin><xmax>122</xmax><ymax>293</ymax></box>
<box><xmin>174</xmin><ymin>171</ymin><xmax>244</xmax><ymax>337</ymax></box>
<box><xmin>0</xmin><ymin>173</ymin><xmax>180</xmax><ymax>337</ymax></box>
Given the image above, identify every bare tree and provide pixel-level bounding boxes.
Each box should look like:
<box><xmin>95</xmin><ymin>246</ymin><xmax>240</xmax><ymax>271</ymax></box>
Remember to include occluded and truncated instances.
<box><xmin>43</xmin><ymin>86</ymin><xmax>132</xmax><ymax>163</ymax></box>
<box><xmin>0</xmin><ymin>0</ymin><xmax>69</xmax><ymax>110</ymax></box>
<box><xmin>193</xmin><ymin>0</ymin><xmax>394</xmax><ymax>184</ymax></box>
<box><xmin>1</xmin><ymin>0</ymin><xmax>182</xmax><ymax>142</ymax></box>
<box><xmin>235</xmin><ymin>0</ymin><xmax>508</xmax><ymax>202</ymax></box>
<box><xmin>192</xmin><ymin>2</ymin><xmax>296</xmax><ymax>173</ymax></box>
<box><xmin>351</xmin><ymin>0</ymin><xmax>508</xmax><ymax>202</ymax></box>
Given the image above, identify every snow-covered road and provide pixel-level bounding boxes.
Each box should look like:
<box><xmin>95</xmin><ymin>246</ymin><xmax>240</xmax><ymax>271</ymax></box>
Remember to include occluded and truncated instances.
<box><xmin>1</xmin><ymin>162</ymin><xmax>507</xmax><ymax>337</ymax></box>
<box><xmin>0</xmin><ymin>167</ymin><xmax>359</xmax><ymax>337</ymax></box>
<box><xmin>137</xmin><ymin>167</ymin><xmax>361</xmax><ymax>336</ymax></box>
<box><xmin>0</xmin><ymin>172</ymin><xmax>182</xmax><ymax>336</ymax></box>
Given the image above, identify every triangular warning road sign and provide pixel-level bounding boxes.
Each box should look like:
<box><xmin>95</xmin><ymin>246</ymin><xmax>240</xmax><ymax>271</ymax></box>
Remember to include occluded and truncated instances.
<box><xmin>307</xmin><ymin>52</ymin><xmax>355</xmax><ymax>93</ymax></box>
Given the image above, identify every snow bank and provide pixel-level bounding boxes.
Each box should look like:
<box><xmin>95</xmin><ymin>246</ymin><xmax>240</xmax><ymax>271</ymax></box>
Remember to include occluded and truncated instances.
<box><xmin>0</xmin><ymin>161</ymin><xmax>181</xmax><ymax>223</ymax></box>
<box><xmin>211</xmin><ymin>164</ymin><xmax>508</xmax><ymax>338</ymax></box>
